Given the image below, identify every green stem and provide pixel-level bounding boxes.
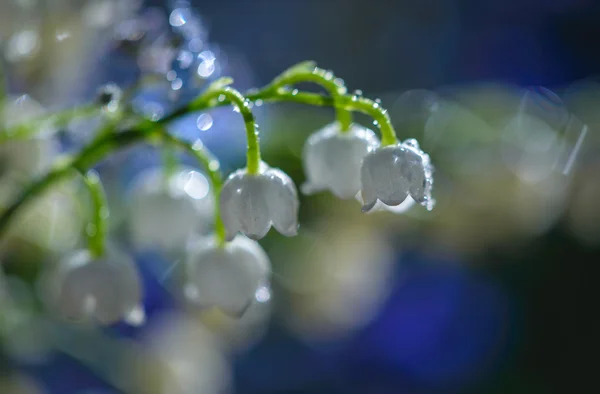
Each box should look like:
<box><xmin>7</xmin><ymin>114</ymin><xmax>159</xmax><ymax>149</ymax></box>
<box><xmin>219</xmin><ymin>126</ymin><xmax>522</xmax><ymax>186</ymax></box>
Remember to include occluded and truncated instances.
<box><xmin>158</xmin><ymin>131</ymin><xmax>226</xmax><ymax>246</ymax></box>
<box><xmin>78</xmin><ymin>170</ymin><xmax>108</xmax><ymax>259</ymax></box>
<box><xmin>0</xmin><ymin>63</ymin><xmax>400</xmax><ymax>250</ymax></box>
<box><xmin>191</xmin><ymin>87</ymin><xmax>261</xmax><ymax>174</ymax></box>
<box><xmin>267</xmin><ymin>67</ymin><xmax>352</xmax><ymax>131</ymax></box>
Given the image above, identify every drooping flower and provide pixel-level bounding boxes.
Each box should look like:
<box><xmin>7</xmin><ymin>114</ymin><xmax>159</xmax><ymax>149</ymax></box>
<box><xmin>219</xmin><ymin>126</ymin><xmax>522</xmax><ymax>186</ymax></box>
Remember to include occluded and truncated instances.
<box><xmin>302</xmin><ymin>122</ymin><xmax>380</xmax><ymax>199</ymax></box>
<box><xmin>220</xmin><ymin>162</ymin><xmax>298</xmax><ymax>240</ymax></box>
<box><xmin>0</xmin><ymin>95</ymin><xmax>58</xmax><ymax>180</ymax></box>
<box><xmin>42</xmin><ymin>249</ymin><xmax>144</xmax><ymax>326</ymax></box>
<box><xmin>185</xmin><ymin>235</ymin><xmax>271</xmax><ymax>315</ymax></box>
<box><xmin>360</xmin><ymin>139</ymin><xmax>434</xmax><ymax>213</ymax></box>
<box><xmin>127</xmin><ymin>166</ymin><xmax>215</xmax><ymax>252</ymax></box>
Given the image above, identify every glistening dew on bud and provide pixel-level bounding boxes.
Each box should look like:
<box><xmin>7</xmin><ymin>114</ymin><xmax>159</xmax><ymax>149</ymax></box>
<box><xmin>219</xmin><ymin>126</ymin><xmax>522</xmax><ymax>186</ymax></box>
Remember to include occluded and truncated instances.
<box><xmin>302</xmin><ymin>122</ymin><xmax>380</xmax><ymax>199</ymax></box>
<box><xmin>361</xmin><ymin>138</ymin><xmax>434</xmax><ymax>213</ymax></box>
<box><xmin>185</xmin><ymin>235</ymin><xmax>271</xmax><ymax>316</ymax></box>
<box><xmin>220</xmin><ymin>162</ymin><xmax>299</xmax><ymax>240</ymax></box>
<box><xmin>41</xmin><ymin>248</ymin><xmax>144</xmax><ymax>326</ymax></box>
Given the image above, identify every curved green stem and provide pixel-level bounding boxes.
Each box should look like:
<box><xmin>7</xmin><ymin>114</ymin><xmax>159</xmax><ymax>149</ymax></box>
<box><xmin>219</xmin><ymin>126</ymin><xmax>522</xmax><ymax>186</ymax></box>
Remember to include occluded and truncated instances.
<box><xmin>0</xmin><ymin>62</ymin><xmax>400</xmax><ymax>251</ymax></box>
<box><xmin>267</xmin><ymin>66</ymin><xmax>352</xmax><ymax>131</ymax></box>
<box><xmin>78</xmin><ymin>170</ymin><xmax>108</xmax><ymax>259</ymax></box>
<box><xmin>191</xmin><ymin>87</ymin><xmax>261</xmax><ymax>174</ymax></box>
<box><xmin>157</xmin><ymin>130</ymin><xmax>227</xmax><ymax>246</ymax></box>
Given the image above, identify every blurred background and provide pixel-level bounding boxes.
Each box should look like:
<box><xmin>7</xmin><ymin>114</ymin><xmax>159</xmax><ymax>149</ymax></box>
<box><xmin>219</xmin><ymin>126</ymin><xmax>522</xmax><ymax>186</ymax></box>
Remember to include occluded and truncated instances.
<box><xmin>1</xmin><ymin>0</ymin><xmax>600</xmax><ymax>393</ymax></box>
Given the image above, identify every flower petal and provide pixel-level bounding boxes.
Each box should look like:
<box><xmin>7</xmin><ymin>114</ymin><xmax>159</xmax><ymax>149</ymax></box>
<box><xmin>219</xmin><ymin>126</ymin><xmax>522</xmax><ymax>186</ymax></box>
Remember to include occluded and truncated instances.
<box><xmin>302</xmin><ymin>122</ymin><xmax>380</xmax><ymax>199</ymax></box>
<box><xmin>186</xmin><ymin>236</ymin><xmax>271</xmax><ymax>315</ymax></box>
<box><xmin>220</xmin><ymin>170</ymin><xmax>271</xmax><ymax>240</ymax></box>
<box><xmin>264</xmin><ymin>168</ymin><xmax>299</xmax><ymax>237</ymax></box>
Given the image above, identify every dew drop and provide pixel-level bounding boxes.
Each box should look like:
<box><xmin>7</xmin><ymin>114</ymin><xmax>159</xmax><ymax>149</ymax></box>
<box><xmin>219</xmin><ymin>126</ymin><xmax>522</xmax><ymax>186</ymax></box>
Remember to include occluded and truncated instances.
<box><xmin>169</xmin><ymin>8</ymin><xmax>189</xmax><ymax>27</ymax></box>
<box><xmin>124</xmin><ymin>306</ymin><xmax>146</xmax><ymax>327</ymax></box>
<box><xmin>171</xmin><ymin>78</ymin><xmax>183</xmax><ymax>91</ymax></box>
<box><xmin>334</xmin><ymin>77</ymin><xmax>344</xmax><ymax>87</ymax></box>
<box><xmin>255</xmin><ymin>99</ymin><xmax>264</xmax><ymax>106</ymax></box>
<box><xmin>196</xmin><ymin>113</ymin><xmax>213</xmax><ymax>131</ymax></box>
<box><xmin>218</xmin><ymin>94</ymin><xmax>226</xmax><ymax>102</ymax></box>
<box><xmin>373</xmin><ymin>102</ymin><xmax>380</xmax><ymax>109</ymax></box>
<box><xmin>197</xmin><ymin>58</ymin><xmax>215</xmax><ymax>78</ymax></box>
<box><xmin>166</xmin><ymin>70</ymin><xmax>177</xmax><ymax>82</ymax></box>
<box><xmin>232</xmin><ymin>105</ymin><xmax>240</xmax><ymax>113</ymax></box>
<box><xmin>192</xmin><ymin>139</ymin><xmax>204</xmax><ymax>151</ymax></box>
<box><xmin>375</xmin><ymin>98</ymin><xmax>382</xmax><ymax>104</ymax></box>
<box><xmin>351</xmin><ymin>95</ymin><xmax>358</xmax><ymax>102</ymax></box>
<box><xmin>354</xmin><ymin>89</ymin><xmax>363</xmax><ymax>96</ymax></box>
<box><xmin>208</xmin><ymin>160</ymin><xmax>220</xmax><ymax>171</ymax></box>
<box><xmin>291</xmin><ymin>89</ymin><xmax>299</xmax><ymax>96</ymax></box>
<box><xmin>373</xmin><ymin>120</ymin><xmax>379</xmax><ymax>127</ymax></box>
<box><xmin>255</xmin><ymin>285</ymin><xmax>271</xmax><ymax>303</ymax></box>
<box><xmin>324</xmin><ymin>70</ymin><xmax>334</xmax><ymax>80</ymax></box>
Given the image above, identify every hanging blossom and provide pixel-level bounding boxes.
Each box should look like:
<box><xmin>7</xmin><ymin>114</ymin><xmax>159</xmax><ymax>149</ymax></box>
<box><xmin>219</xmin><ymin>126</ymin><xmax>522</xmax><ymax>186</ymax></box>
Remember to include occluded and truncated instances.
<box><xmin>42</xmin><ymin>249</ymin><xmax>144</xmax><ymax>326</ymax></box>
<box><xmin>220</xmin><ymin>162</ymin><xmax>299</xmax><ymax>241</ymax></box>
<box><xmin>302</xmin><ymin>122</ymin><xmax>380</xmax><ymax>199</ymax></box>
<box><xmin>361</xmin><ymin>138</ymin><xmax>434</xmax><ymax>213</ymax></box>
<box><xmin>185</xmin><ymin>235</ymin><xmax>271</xmax><ymax>315</ymax></box>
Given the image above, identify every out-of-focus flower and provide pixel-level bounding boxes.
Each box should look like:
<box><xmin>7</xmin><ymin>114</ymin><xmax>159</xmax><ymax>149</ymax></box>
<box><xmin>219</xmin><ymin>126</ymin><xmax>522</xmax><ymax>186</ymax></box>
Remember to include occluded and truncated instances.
<box><xmin>185</xmin><ymin>235</ymin><xmax>271</xmax><ymax>315</ymax></box>
<box><xmin>361</xmin><ymin>139</ymin><xmax>434</xmax><ymax>212</ymax></box>
<box><xmin>41</xmin><ymin>248</ymin><xmax>143</xmax><ymax>326</ymax></box>
<box><xmin>0</xmin><ymin>95</ymin><xmax>58</xmax><ymax>180</ymax></box>
<box><xmin>302</xmin><ymin>122</ymin><xmax>380</xmax><ymax>199</ymax></box>
<box><xmin>0</xmin><ymin>176</ymin><xmax>84</xmax><ymax>258</ymax></box>
<box><xmin>140</xmin><ymin>312</ymin><xmax>231</xmax><ymax>394</ymax></box>
<box><xmin>220</xmin><ymin>162</ymin><xmax>298</xmax><ymax>240</ymax></box>
<box><xmin>127</xmin><ymin>166</ymin><xmax>214</xmax><ymax>252</ymax></box>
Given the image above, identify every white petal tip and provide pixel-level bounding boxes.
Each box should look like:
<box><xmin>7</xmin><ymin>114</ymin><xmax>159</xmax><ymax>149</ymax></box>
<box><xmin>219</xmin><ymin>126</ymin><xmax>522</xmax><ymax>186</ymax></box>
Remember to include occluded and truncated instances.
<box><xmin>361</xmin><ymin>202</ymin><xmax>376</xmax><ymax>213</ymax></box>
<box><xmin>300</xmin><ymin>182</ymin><xmax>319</xmax><ymax>196</ymax></box>
<box><xmin>280</xmin><ymin>226</ymin><xmax>299</xmax><ymax>237</ymax></box>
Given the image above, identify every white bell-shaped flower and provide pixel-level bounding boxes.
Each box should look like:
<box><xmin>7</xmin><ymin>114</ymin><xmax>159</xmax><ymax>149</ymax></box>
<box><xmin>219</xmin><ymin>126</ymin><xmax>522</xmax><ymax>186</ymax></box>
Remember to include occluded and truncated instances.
<box><xmin>1</xmin><ymin>95</ymin><xmax>58</xmax><ymax>180</ymax></box>
<box><xmin>302</xmin><ymin>122</ymin><xmax>380</xmax><ymax>199</ymax></box>
<box><xmin>127</xmin><ymin>166</ymin><xmax>215</xmax><ymax>252</ymax></box>
<box><xmin>220</xmin><ymin>162</ymin><xmax>298</xmax><ymax>240</ymax></box>
<box><xmin>185</xmin><ymin>235</ymin><xmax>271</xmax><ymax>315</ymax></box>
<box><xmin>360</xmin><ymin>139</ymin><xmax>434</xmax><ymax>212</ymax></box>
<box><xmin>42</xmin><ymin>248</ymin><xmax>144</xmax><ymax>326</ymax></box>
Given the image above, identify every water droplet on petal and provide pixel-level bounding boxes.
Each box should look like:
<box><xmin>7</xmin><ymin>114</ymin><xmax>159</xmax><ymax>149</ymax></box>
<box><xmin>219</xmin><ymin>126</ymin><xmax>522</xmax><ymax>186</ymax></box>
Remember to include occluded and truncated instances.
<box><xmin>255</xmin><ymin>285</ymin><xmax>271</xmax><ymax>303</ymax></box>
<box><xmin>124</xmin><ymin>306</ymin><xmax>146</xmax><ymax>327</ymax></box>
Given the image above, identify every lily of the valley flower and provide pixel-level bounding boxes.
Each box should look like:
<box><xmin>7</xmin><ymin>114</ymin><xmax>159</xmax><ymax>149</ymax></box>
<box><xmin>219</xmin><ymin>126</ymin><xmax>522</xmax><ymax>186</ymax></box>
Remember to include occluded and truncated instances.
<box><xmin>43</xmin><ymin>249</ymin><xmax>144</xmax><ymax>326</ymax></box>
<box><xmin>302</xmin><ymin>122</ymin><xmax>380</xmax><ymax>199</ymax></box>
<box><xmin>128</xmin><ymin>166</ymin><xmax>215</xmax><ymax>252</ymax></box>
<box><xmin>0</xmin><ymin>95</ymin><xmax>57</xmax><ymax>180</ymax></box>
<box><xmin>185</xmin><ymin>235</ymin><xmax>271</xmax><ymax>315</ymax></box>
<box><xmin>360</xmin><ymin>139</ymin><xmax>434</xmax><ymax>213</ymax></box>
<box><xmin>220</xmin><ymin>162</ymin><xmax>298</xmax><ymax>240</ymax></box>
